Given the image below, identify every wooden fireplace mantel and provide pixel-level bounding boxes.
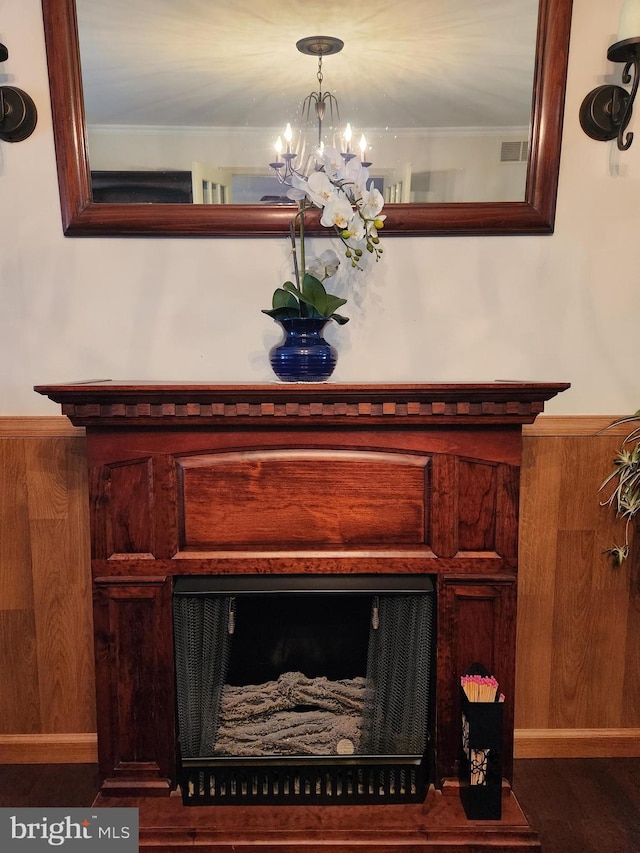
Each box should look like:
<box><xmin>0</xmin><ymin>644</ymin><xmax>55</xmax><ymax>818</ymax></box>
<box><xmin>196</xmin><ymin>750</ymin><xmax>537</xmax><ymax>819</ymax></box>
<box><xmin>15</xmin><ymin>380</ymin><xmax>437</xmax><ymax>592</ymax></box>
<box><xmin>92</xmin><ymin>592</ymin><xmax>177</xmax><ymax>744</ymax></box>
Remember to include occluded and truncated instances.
<box><xmin>35</xmin><ymin>381</ymin><xmax>569</xmax><ymax>851</ymax></box>
<box><xmin>35</xmin><ymin>380</ymin><xmax>568</xmax><ymax>428</ymax></box>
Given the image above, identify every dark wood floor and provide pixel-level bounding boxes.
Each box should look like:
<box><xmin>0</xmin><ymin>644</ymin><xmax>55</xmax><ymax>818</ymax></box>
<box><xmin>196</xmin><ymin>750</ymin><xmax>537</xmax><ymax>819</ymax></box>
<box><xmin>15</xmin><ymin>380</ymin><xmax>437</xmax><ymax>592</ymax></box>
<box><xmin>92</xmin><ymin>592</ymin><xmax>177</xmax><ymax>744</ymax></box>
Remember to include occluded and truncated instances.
<box><xmin>0</xmin><ymin>759</ymin><xmax>638</xmax><ymax>852</ymax></box>
<box><xmin>513</xmin><ymin>758</ymin><xmax>640</xmax><ymax>853</ymax></box>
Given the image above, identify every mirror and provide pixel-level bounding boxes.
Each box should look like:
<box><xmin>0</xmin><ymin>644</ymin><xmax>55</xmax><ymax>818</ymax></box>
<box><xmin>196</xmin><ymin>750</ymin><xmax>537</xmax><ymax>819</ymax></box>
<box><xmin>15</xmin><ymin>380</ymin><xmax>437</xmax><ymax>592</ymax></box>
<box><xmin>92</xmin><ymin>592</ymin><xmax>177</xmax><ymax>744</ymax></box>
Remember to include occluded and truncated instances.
<box><xmin>78</xmin><ymin>0</ymin><xmax>538</xmax><ymax>207</ymax></box>
<box><xmin>41</xmin><ymin>0</ymin><xmax>573</xmax><ymax>237</ymax></box>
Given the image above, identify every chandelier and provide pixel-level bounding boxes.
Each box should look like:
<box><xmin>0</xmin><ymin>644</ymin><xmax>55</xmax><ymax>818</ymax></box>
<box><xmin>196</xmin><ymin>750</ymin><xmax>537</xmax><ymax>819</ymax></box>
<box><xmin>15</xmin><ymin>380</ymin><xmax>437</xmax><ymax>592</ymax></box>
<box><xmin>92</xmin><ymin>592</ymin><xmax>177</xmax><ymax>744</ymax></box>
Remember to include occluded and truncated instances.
<box><xmin>297</xmin><ymin>35</ymin><xmax>343</xmax><ymax>148</ymax></box>
<box><xmin>270</xmin><ymin>36</ymin><xmax>371</xmax><ymax>179</ymax></box>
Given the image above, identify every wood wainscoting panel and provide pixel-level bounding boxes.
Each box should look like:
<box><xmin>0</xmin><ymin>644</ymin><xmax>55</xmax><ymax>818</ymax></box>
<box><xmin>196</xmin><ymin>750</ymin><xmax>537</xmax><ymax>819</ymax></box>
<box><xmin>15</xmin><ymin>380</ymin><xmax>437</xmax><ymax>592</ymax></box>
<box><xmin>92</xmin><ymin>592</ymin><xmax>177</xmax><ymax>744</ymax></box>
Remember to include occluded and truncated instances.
<box><xmin>0</xmin><ymin>439</ymin><xmax>35</xmax><ymax>609</ymax></box>
<box><xmin>517</xmin><ymin>423</ymin><xmax>640</xmax><ymax>734</ymax></box>
<box><xmin>0</xmin><ymin>418</ymin><xmax>96</xmax><ymax>742</ymax></box>
<box><xmin>1</xmin><ymin>415</ymin><xmax>640</xmax><ymax>761</ymax></box>
<box><xmin>622</xmin><ymin>571</ymin><xmax>640</xmax><ymax>726</ymax></box>
<box><xmin>25</xmin><ymin>435</ymin><xmax>96</xmax><ymax>733</ymax></box>
<box><xmin>0</xmin><ymin>610</ymin><xmax>41</xmax><ymax>735</ymax></box>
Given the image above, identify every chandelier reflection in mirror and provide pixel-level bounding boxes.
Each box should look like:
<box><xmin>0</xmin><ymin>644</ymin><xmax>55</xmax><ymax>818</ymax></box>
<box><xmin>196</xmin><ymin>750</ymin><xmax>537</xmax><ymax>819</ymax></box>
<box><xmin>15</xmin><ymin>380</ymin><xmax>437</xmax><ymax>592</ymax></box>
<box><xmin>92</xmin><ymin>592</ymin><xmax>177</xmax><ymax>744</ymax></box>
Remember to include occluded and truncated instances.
<box><xmin>298</xmin><ymin>35</ymin><xmax>342</xmax><ymax>148</ymax></box>
<box><xmin>262</xmin><ymin>33</ymin><xmax>385</xmax><ymax>355</ymax></box>
<box><xmin>270</xmin><ymin>36</ymin><xmax>372</xmax><ymax>184</ymax></box>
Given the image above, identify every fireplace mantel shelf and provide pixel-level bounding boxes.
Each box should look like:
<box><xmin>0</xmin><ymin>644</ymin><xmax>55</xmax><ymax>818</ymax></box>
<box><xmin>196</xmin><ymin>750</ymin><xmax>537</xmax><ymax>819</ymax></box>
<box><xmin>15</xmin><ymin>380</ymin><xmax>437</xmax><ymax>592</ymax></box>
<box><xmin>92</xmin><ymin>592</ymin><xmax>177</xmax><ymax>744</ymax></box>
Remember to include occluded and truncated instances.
<box><xmin>35</xmin><ymin>381</ymin><xmax>569</xmax><ymax>852</ymax></box>
<box><xmin>34</xmin><ymin>380</ymin><xmax>569</xmax><ymax>427</ymax></box>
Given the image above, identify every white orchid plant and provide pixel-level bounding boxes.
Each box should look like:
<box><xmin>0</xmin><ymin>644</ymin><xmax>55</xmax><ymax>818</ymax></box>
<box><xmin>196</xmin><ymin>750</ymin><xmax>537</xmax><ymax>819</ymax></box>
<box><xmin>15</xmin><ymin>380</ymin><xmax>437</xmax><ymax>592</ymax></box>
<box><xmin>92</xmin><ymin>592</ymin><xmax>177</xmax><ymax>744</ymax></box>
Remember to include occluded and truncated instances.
<box><xmin>263</xmin><ymin>145</ymin><xmax>385</xmax><ymax>325</ymax></box>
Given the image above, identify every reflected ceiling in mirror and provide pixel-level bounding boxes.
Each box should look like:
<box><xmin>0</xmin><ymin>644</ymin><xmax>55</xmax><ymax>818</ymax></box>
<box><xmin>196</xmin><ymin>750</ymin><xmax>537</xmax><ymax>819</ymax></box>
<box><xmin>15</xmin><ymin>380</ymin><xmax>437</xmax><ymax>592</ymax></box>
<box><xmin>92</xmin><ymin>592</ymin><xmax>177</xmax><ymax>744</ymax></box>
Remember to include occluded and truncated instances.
<box><xmin>41</xmin><ymin>0</ymin><xmax>573</xmax><ymax>236</ymax></box>
<box><xmin>79</xmin><ymin>0</ymin><xmax>536</xmax><ymax>205</ymax></box>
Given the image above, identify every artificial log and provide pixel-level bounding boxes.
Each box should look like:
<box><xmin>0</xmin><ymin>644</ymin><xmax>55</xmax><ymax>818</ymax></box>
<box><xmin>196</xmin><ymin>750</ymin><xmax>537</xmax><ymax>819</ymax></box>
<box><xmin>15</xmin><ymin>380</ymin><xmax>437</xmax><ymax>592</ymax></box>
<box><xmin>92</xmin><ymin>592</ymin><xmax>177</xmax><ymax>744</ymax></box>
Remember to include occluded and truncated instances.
<box><xmin>216</xmin><ymin>672</ymin><xmax>367</xmax><ymax>756</ymax></box>
<box><xmin>219</xmin><ymin>671</ymin><xmax>367</xmax><ymax>722</ymax></box>
<box><xmin>216</xmin><ymin>709</ymin><xmax>362</xmax><ymax>756</ymax></box>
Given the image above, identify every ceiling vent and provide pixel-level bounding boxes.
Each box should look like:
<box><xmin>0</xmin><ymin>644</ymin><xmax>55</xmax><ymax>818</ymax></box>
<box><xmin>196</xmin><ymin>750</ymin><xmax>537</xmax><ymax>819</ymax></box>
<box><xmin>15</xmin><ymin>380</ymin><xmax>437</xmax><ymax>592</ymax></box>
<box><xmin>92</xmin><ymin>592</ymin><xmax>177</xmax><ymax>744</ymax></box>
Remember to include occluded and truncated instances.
<box><xmin>500</xmin><ymin>140</ymin><xmax>528</xmax><ymax>163</ymax></box>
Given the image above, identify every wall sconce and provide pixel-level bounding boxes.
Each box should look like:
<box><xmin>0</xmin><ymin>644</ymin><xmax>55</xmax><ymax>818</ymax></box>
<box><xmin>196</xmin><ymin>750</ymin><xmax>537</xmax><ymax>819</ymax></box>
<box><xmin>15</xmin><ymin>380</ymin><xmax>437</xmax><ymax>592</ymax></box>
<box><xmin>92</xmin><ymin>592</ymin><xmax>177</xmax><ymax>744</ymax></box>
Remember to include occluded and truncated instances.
<box><xmin>0</xmin><ymin>41</ymin><xmax>37</xmax><ymax>143</ymax></box>
<box><xmin>580</xmin><ymin>0</ymin><xmax>640</xmax><ymax>151</ymax></box>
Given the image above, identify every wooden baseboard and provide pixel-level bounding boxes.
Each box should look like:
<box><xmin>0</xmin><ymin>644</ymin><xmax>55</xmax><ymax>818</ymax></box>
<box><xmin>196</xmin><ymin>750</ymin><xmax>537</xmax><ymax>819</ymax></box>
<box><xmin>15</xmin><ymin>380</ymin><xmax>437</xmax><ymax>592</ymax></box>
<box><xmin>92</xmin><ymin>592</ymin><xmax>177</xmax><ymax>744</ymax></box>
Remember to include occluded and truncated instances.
<box><xmin>0</xmin><ymin>734</ymin><xmax>97</xmax><ymax>764</ymax></box>
<box><xmin>1</xmin><ymin>730</ymin><xmax>638</xmax><ymax>764</ymax></box>
<box><xmin>514</xmin><ymin>728</ymin><xmax>640</xmax><ymax>758</ymax></box>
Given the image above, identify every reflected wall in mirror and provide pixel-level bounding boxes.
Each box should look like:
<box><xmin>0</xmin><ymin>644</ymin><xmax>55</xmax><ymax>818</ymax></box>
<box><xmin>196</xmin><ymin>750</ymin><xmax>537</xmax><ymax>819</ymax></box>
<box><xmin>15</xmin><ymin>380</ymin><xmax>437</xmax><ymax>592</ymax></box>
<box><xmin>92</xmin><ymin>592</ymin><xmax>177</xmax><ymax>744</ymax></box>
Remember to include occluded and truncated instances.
<box><xmin>41</xmin><ymin>0</ymin><xmax>573</xmax><ymax>237</ymax></box>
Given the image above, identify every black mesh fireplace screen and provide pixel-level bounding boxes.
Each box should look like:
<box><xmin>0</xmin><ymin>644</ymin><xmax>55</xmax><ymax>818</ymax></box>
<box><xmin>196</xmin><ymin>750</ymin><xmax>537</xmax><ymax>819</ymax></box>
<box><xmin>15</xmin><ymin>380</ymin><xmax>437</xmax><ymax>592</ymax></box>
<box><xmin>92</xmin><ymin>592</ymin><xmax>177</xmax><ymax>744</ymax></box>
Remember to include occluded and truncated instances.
<box><xmin>173</xmin><ymin>575</ymin><xmax>435</xmax><ymax>805</ymax></box>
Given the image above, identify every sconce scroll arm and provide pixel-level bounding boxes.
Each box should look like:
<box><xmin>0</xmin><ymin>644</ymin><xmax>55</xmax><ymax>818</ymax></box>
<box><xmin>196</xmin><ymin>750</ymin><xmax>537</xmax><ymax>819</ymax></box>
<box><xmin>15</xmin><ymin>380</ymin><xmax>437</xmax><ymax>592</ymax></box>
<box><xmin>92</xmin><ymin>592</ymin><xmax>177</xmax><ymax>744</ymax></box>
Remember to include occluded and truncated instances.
<box><xmin>580</xmin><ymin>37</ymin><xmax>640</xmax><ymax>152</ymax></box>
<box><xmin>616</xmin><ymin>56</ymin><xmax>640</xmax><ymax>149</ymax></box>
<box><xmin>0</xmin><ymin>40</ymin><xmax>37</xmax><ymax>142</ymax></box>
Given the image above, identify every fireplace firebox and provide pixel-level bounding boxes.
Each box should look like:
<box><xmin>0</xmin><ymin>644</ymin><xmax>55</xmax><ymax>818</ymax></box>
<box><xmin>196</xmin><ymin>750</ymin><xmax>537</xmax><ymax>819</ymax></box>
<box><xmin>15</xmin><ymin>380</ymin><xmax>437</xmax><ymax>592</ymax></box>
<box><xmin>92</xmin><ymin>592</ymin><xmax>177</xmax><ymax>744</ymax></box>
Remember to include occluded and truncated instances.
<box><xmin>173</xmin><ymin>574</ymin><xmax>435</xmax><ymax>805</ymax></box>
<box><xmin>34</xmin><ymin>381</ymin><xmax>569</xmax><ymax>851</ymax></box>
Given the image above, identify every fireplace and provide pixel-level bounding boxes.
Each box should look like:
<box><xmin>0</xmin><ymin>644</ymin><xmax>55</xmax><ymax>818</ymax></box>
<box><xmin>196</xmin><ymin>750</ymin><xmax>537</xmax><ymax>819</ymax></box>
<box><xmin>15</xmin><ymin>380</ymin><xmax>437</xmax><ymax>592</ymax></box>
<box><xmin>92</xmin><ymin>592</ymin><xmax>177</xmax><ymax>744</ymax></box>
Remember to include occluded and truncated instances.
<box><xmin>173</xmin><ymin>574</ymin><xmax>435</xmax><ymax>805</ymax></box>
<box><xmin>34</xmin><ymin>381</ymin><xmax>569</xmax><ymax>851</ymax></box>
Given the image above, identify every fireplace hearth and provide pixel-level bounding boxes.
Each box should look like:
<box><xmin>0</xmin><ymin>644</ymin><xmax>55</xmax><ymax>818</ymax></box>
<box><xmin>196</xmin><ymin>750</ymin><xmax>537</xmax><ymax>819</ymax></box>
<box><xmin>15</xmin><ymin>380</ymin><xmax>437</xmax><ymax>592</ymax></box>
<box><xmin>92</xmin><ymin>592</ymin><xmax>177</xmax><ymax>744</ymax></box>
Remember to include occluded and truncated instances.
<box><xmin>173</xmin><ymin>574</ymin><xmax>435</xmax><ymax>805</ymax></box>
<box><xmin>34</xmin><ymin>381</ymin><xmax>569</xmax><ymax>851</ymax></box>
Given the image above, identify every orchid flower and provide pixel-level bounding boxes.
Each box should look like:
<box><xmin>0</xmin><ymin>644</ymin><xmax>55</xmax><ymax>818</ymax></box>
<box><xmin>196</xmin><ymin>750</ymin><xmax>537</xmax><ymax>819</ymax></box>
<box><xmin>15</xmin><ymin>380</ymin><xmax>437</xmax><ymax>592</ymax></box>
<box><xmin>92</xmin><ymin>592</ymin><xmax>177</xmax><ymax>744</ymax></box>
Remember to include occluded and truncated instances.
<box><xmin>307</xmin><ymin>250</ymin><xmax>340</xmax><ymax>282</ymax></box>
<box><xmin>264</xmin><ymin>134</ymin><xmax>385</xmax><ymax>324</ymax></box>
<box><xmin>320</xmin><ymin>193</ymin><xmax>355</xmax><ymax>230</ymax></box>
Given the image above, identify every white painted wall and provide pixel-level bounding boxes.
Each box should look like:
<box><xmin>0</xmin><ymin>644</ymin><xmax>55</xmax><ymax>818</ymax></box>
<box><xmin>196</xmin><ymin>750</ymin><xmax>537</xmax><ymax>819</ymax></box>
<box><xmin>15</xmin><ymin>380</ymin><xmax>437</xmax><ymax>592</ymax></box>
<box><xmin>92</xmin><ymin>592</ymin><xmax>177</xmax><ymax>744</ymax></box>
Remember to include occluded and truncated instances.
<box><xmin>0</xmin><ymin>0</ymin><xmax>638</xmax><ymax>415</ymax></box>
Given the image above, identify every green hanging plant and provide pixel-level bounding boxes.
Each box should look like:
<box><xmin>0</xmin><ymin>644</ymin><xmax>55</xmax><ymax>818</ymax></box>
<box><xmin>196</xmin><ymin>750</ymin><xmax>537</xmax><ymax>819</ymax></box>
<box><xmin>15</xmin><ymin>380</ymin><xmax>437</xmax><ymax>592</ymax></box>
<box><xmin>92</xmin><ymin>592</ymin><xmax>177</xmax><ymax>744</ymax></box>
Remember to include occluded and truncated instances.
<box><xmin>600</xmin><ymin>411</ymin><xmax>640</xmax><ymax>565</ymax></box>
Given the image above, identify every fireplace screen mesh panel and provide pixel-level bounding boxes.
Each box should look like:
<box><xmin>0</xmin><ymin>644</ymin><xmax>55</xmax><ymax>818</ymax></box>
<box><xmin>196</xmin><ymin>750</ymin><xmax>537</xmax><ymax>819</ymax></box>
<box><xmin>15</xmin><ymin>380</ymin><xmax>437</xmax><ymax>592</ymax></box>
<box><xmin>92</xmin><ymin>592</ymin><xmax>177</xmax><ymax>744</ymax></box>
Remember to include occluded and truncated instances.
<box><xmin>173</xmin><ymin>576</ymin><xmax>434</xmax><ymax>805</ymax></box>
<box><xmin>173</xmin><ymin>595</ymin><xmax>232</xmax><ymax>759</ymax></box>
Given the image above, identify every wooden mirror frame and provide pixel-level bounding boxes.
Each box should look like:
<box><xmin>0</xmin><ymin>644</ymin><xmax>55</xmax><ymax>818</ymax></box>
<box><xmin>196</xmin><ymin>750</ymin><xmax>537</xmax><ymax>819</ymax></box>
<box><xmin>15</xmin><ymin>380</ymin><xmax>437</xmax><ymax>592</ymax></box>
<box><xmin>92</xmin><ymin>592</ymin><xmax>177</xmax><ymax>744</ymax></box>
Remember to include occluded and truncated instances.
<box><xmin>41</xmin><ymin>0</ymin><xmax>573</xmax><ymax>238</ymax></box>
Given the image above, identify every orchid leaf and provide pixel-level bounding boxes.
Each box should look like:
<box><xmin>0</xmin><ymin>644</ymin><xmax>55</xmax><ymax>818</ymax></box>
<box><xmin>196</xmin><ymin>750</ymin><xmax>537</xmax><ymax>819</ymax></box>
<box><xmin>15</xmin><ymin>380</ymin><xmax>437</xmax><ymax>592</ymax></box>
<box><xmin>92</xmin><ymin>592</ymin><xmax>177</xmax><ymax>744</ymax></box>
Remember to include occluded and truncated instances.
<box><xmin>323</xmin><ymin>293</ymin><xmax>348</xmax><ymax>315</ymax></box>
<box><xmin>301</xmin><ymin>273</ymin><xmax>327</xmax><ymax>301</ymax></box>
<box><xmin>296</xmin><ymin>276</ymin><xmax>328</xmax><ymax>314</ymax></box>
<box><xmin>282</xmin><ymin>282</ymin><xmax>300</xmax><ymax>297</ymax></box>
<box><xmin>261</xmin><ymin>287</ymin><xmax>301</xmax><ymax>320</ymax></box>
<box><xmin>272</xmin><ymin>287</ymin><xmax>299</xmax><ymax>310</ymax></box>
<box><xmin>261</xmin><ymin>306</ymin><xmax>301</xmax><ymax>320</ymax></box>
<box><xmin>292</xmin><ymin>273</ymin><xmax>347</xmax><ymax>320</ymax></box>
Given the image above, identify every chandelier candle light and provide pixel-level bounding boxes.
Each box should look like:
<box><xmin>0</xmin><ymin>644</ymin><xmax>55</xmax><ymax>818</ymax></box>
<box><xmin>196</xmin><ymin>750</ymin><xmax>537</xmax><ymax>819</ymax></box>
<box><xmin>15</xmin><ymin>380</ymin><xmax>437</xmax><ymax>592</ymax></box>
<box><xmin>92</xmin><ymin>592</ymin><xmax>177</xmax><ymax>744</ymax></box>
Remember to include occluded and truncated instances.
<box><xmin>263</xmin><ymin>36</ymin><xmax>385</xmax><ymax>382</ymax></box>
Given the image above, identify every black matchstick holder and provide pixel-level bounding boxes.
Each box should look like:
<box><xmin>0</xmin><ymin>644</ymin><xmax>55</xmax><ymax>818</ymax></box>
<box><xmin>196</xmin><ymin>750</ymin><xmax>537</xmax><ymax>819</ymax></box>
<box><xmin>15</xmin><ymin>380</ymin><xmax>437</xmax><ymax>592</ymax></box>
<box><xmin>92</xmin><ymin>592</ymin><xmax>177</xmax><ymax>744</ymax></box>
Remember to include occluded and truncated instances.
<box><xmin>459</xmin><ymin>692</ymin><xmax>503</xmax><ymax>820</ymax></box>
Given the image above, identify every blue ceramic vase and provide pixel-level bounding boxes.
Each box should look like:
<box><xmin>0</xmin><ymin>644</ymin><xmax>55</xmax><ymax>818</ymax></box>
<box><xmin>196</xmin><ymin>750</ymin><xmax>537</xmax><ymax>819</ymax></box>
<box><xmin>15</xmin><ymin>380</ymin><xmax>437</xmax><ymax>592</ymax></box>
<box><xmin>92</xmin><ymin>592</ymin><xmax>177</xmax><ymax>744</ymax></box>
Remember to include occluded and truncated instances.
<box><xmin>269</xmin><ymin>317</ymin><xmax>337</xmax><ymax>382</ymax></box>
